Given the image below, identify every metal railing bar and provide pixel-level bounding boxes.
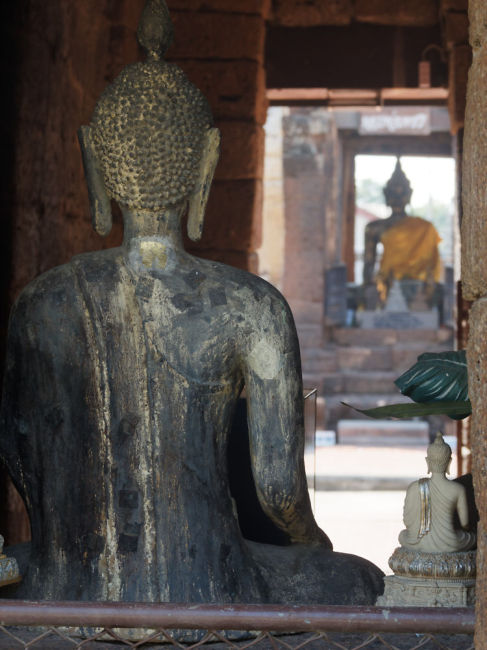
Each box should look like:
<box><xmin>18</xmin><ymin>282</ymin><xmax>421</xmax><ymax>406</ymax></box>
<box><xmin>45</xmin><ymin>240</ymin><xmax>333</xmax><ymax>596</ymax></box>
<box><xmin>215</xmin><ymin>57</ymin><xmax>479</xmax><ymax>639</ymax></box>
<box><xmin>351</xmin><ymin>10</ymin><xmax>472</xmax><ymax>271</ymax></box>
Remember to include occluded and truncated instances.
<box><xmin>0</xmin><ymin>602</ymin><xmax>474</xmax><ymax>634</ymax></box>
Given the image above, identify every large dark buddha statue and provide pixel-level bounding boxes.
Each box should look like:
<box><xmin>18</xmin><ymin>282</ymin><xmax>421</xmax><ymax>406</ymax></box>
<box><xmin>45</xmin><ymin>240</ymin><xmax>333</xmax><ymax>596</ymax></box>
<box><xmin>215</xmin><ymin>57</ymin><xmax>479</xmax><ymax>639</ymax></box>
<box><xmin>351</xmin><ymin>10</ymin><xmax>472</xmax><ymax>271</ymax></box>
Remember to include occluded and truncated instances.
<box><xmin>0</xmin><ymin>0</ymin><xmax>382</xmax><ymax>610</ymax></box>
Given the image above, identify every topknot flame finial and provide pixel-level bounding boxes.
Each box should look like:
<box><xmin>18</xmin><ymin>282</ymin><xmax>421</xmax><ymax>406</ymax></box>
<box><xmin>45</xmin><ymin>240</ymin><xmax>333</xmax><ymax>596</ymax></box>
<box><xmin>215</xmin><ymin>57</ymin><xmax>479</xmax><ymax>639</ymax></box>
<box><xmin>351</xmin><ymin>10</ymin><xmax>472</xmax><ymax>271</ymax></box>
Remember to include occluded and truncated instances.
<box><xmin>137</xmin><ymin>0</ymin><xmax>174</xmax><ymax>60</ymax></box>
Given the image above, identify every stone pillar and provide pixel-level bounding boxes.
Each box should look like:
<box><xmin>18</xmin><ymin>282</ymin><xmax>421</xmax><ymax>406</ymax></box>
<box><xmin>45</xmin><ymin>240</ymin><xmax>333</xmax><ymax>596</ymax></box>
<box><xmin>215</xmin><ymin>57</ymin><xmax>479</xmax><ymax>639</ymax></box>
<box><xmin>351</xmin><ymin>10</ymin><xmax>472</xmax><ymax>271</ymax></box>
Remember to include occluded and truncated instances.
<box><xmin>462</xmin><ymin>0</ymin><xmax>487</xmax><ymax>645</ymax></box>
<box><xmin>281</xmin><ymin>108</ymin><xmax>338</xmax><ymax>353</ymax></box>
<box><xmin>169</xmin><ymin>1</ymin><xmax>269</xmax><ymax>272</ymax></box>
<box><xmin>259</xmin><ymin>106</ymin><xmax>289</xmax><ymax>290</ymax></box>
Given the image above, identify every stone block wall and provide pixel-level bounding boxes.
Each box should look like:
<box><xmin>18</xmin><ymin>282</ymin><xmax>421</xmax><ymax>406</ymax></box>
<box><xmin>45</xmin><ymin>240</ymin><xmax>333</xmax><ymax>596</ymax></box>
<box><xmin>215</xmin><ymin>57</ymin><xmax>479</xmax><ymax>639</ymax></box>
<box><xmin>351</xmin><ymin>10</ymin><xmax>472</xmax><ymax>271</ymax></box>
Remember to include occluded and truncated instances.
<box><xmin>462</xmin><ymin>1</ymin><xmax>487</xmax><ymax>645</ymax></box>
<box><xmin>169</xmin><ymin>1</ymin><xmax>268</xmax><ymax>272</ymax></box>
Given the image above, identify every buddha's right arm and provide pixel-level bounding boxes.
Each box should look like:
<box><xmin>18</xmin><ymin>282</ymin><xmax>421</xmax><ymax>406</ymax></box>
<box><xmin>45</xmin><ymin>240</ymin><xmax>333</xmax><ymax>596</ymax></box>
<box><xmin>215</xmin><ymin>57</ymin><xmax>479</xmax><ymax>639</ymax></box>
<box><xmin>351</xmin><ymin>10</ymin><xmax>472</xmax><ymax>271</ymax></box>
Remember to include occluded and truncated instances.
<box><xmin>0</xmin><ymin>297</ymin><xmax>33</xmax><ymax>506</ymax></box>
<box><xmin>242</xmin><ymin>292</ymin><xmax>332</xmax><ymax>548</ymax></box>
<box><xmin>457</xmin><ymin>488</ymin><xmax>470</xmax><ymax>529</ymax></box>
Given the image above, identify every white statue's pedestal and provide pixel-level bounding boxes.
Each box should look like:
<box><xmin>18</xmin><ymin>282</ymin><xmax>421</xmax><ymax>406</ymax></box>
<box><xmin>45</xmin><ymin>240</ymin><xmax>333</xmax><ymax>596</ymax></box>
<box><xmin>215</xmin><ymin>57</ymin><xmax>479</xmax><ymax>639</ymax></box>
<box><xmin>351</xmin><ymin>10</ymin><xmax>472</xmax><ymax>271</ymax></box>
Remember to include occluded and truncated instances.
<box><xmin>378</xmin><ymin>575</ymin><xmax>475</xmax><ymax>607</ymax></box>
<box><xmin>376</xmin><ymin>547</ymin><xmax>476</xmax><ymax>608</ymax></box>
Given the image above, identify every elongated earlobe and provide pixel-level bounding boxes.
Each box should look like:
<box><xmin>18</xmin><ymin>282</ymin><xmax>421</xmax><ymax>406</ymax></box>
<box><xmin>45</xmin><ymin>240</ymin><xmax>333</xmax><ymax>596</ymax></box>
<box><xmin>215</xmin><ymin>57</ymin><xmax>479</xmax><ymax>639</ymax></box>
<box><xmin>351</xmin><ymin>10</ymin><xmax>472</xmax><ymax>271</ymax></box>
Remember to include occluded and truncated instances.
<box><xmin>78</xmin><ymin>125</ymin><xmax>113</xmax><ymax>237</ymax></box>
<box><xmin>187</xmin><ymin>127</ymin><xmax>221</xmax><ymax>242</ymax></box>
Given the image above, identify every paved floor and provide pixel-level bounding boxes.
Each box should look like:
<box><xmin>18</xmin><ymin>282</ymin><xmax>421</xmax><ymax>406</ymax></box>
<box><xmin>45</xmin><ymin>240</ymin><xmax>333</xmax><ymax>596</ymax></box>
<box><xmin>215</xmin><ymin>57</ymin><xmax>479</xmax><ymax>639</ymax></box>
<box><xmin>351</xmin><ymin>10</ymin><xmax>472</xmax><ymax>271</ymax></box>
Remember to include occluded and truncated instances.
<box><xmin>311</xmin><ymin>442</ymin><xmax>458</xmax><ymax>574</ymax></box>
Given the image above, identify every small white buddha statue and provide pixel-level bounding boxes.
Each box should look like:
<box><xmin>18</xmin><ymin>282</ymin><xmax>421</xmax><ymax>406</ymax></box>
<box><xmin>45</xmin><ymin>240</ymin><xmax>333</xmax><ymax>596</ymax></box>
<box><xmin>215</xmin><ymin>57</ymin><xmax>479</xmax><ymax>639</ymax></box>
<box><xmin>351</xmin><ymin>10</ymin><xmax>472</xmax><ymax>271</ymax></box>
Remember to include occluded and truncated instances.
<box><xmin>399</xmin><ymin>433</ymin><xmax>476</xmax><ymax>553</ymax></box>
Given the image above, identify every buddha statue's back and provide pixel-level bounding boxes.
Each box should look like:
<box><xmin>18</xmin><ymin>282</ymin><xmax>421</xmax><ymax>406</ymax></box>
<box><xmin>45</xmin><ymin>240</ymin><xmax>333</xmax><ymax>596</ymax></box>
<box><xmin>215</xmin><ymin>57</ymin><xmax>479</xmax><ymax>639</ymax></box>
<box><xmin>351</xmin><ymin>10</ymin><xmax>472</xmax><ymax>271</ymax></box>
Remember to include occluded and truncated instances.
<box><xmin>0</xmin><ymin>0</ymin><xmax>383</xmax><ymax>617</ymax></box>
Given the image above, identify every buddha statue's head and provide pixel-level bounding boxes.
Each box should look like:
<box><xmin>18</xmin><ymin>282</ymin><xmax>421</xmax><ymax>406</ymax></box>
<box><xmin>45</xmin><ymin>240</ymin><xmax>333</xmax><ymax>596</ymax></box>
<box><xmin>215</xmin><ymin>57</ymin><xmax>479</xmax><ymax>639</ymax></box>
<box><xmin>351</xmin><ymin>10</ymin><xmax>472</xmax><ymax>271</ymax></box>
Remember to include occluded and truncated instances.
<box><xmin>78</xmin><ymin>0</ymin><xmax>220</xmax><ymax>241</ymax></box>
<box><xmin>383</xmin><ymin>159</ymin><xmax>412</xmax><ymax>217</ymax></box>
<box><xmin>426</xmin><ymin>432</ymin><xmax>452</xmax><ymax>474</ymax></box>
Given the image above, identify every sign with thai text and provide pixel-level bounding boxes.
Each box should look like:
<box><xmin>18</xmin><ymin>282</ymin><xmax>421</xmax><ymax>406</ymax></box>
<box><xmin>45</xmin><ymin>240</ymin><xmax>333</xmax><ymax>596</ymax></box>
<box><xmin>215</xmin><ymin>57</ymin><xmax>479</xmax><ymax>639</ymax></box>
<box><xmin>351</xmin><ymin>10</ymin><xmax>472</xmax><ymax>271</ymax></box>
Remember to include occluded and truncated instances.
<box><xmin>359</xmin><ymin>108</ymin><xmax>431</xmax><ymax>135</ymax></box>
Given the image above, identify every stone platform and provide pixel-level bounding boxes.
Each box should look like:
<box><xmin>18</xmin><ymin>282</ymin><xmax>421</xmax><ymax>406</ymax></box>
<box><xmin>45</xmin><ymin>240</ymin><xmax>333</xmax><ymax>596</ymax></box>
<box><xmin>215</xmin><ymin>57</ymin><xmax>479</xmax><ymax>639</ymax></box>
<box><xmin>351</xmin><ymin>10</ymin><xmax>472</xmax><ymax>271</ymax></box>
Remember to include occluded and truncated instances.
<box><xmin>378</xmin><ymin>574</ymin><xmax>475</xmax><ymax>607</ymax></box>
<box><xmin>377</xmin><ymin>548</ymin><xmax>476</xmax><ymax>608</ymax></box>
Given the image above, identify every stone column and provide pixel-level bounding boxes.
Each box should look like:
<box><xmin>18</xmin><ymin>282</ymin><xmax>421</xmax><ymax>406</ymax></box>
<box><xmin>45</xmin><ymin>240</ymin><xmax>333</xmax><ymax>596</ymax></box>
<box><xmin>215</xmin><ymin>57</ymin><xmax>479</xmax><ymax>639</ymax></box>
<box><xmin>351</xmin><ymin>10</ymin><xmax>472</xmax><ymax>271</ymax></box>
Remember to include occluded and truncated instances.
<box><xmin>281</xmin><ymin>108</ymin><xmax>337</xmax><ymax>353</ymax></box>
<box><xmin>462</xmin><ymin>0</ymin><xmax>487</xmax><ymax>645</ymax></box>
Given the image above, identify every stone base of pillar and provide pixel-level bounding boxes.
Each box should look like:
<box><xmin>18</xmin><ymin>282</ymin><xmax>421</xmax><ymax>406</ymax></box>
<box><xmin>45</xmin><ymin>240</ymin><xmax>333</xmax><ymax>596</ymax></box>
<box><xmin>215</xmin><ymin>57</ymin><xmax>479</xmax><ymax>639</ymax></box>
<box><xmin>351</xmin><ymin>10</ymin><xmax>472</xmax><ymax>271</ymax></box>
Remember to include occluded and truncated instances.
<box><xmin>357</xmin><ymin>310</ymin><xmax>439</xmax><ymax>329</ymax></box>
<box><xmin>377</xmin><ymin>575</ymin><xmax>475</xmax><ymax>607</ymax></box>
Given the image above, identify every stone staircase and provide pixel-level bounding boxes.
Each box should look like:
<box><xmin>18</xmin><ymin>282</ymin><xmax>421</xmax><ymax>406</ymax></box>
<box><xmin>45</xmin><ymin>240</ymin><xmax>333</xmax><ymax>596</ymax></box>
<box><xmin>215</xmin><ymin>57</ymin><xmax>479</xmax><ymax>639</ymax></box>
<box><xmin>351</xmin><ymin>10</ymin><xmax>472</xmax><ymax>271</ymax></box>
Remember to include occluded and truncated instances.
<box><xmin>300</xmin><ymin>326</ymin><xmax>454</xmax><ymax>434</ymax></box>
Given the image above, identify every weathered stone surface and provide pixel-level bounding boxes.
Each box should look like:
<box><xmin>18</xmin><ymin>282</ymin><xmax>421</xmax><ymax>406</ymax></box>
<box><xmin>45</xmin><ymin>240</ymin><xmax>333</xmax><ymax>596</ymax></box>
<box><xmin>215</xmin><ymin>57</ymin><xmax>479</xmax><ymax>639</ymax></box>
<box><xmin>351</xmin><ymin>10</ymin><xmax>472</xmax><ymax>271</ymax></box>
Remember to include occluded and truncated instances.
<box><xmin>168</xmin><ymin>0</ymin><xmax>271</xmax><ymax>16</ymax></box>
<box><xmin>271</xmin><ymin>0</ymin><xmax>352</xmax><ymax>26</ymax></box>
<box><xmin>448</xmin><ymin>44</ymin><xmax>471</xmax><ymax>135</ymax></box>
<box><xmin>461</xmin><ymin>0</ymin><xmax>487</xmax><ymax>299</ymax></box>
<box><xmin>467</xmin><ymin>297</ymin><xmax>487</xmax><ymax>646</ymax></box>
<box><xmin>337</xmin><ymin>346</ymin><xmax>393</xmax><ymax>371</ymax></box>
<box><xmin>378</xmin><ymin>575</ymin><xmax>475</xmax><ymax>607</ymax></box>
<box><xmin>215</xmin><ymin>123</ymin><xmax>265</xmax><ymax>180</ymax></box>
<box><xmin>170</xmin><ymin>11</ymin><xmax>265</xmax><ymax>61</ymax></box>
<box><xmin>185</xmin><ymin>180</ymin><xmax>263</xmax><ymax>252</ymax></box>
<box><xmin>467</xmin><ymin>0</ymin><xmax>487</xmax><ymax>49</ymax></box>
<box><xmin>173</xmin><ymin>59</ymin><xmax>267</xmax><ymax>123</ymax></box>
<box><xmin>355</xmin><ymin>0</ymin><xmax>438</xmax><ymax>26</ymax></box>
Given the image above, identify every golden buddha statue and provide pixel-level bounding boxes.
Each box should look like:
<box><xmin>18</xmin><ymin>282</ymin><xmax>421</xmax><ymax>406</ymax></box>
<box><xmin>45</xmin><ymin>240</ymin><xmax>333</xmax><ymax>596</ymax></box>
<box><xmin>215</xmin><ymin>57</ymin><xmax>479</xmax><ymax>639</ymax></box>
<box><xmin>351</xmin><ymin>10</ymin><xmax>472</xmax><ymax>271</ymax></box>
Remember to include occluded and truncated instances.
<box><xmin>363</xmin><ymin>159</ymin><xmax>441</xmax><ymax>301</ymax></box>
<box><xmin>0</xmin><ymin>0</ymin><xmax>383</xmax><ymax>621</ymax></box>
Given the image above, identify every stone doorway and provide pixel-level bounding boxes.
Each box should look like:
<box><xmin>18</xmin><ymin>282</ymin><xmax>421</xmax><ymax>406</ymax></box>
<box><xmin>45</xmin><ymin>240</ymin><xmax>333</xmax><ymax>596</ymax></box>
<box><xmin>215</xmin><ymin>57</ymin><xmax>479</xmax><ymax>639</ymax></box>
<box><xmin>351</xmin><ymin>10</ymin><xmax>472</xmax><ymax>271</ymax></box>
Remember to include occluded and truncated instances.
<box><xmin>259</xmin><ymin>105</ymin><xmax>457</xmax><ymax>431</ymax></box>
<box><xmin>259</xmin><ymin>104</ymin><xmax>459</xmax><ymax>570</ymax></box>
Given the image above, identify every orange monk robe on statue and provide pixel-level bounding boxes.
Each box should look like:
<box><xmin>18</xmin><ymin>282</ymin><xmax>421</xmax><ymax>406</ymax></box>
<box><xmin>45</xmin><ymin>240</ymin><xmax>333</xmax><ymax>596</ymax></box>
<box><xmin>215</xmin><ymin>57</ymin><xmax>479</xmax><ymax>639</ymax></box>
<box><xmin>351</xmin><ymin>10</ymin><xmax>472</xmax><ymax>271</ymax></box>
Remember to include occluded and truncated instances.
<box><xmin>378</xmin><ymin>216</ymin><xmax>441</xmax><ymax>288</ymax></box>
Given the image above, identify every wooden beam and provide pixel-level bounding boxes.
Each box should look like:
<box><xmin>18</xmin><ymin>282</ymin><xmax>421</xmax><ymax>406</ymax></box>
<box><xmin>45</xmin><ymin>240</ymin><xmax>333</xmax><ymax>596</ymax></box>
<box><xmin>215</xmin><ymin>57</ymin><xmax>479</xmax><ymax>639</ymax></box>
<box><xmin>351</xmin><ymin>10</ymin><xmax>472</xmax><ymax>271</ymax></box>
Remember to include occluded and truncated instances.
<box><xmin>266</xmin><ymin>24</ymin><xmax>446</xmax><ymax>90</ymax></box>
<box><xmin>267</xmin><ymin>87</ymin><xmax>449</xmax><ymax>107</ymax></box>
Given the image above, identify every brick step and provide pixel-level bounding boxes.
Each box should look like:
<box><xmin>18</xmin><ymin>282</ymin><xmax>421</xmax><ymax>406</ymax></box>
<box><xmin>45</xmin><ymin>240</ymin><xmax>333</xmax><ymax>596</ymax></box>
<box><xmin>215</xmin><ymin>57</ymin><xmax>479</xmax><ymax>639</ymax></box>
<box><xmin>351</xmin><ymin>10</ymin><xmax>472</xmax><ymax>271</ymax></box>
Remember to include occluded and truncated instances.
<box><xmin>322</xmin><ymin>370</ymin><xmax>399</xmax><ymax>395</ymax></box>
<box><xmin>332</xmin><ymin>327</ymin><xmax>453</xmax><ymax>347</ymax></box>
<box><xmin>303</xmin><ymin>371</ymin><xmax>404</xmax><ymax>396</ymax></box>
<box><xmin>336</xmin><ymin>418</ymin><xmax>429</xmax><ymax>446</ymax></box>
<box><xmin>296</xmin><ymin>324</ymin><xmax>323</xmax><ymax>350</ymax></box>
<box><xmin>301</xmin><ymin>347</ymin><xmax>338</xmax><ymax>374</ymax></box>
<box><xmin>336</xmin><ymin>343</ymin><xmax>452</xmax><ymax>374</ymax></box>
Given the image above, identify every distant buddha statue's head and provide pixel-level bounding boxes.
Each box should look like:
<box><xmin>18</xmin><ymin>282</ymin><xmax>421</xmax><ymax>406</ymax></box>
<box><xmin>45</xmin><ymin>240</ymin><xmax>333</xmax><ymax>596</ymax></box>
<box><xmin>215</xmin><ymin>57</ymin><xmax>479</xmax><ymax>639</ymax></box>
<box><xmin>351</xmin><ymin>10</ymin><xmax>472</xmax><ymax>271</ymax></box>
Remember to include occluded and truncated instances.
<box><xmin>78</xmin><ymin>0</ymin><xmax>221</xmax><ymax>241</ymax></box>
<box><xmin>426</xmin><ymin>432</ymin><xmax>452</xmax><ymax>474</ymax></box>
<box><xmin>383</xmin><ymin>159</ymin><xmax>412</xmax><ymax>217</ymax></box>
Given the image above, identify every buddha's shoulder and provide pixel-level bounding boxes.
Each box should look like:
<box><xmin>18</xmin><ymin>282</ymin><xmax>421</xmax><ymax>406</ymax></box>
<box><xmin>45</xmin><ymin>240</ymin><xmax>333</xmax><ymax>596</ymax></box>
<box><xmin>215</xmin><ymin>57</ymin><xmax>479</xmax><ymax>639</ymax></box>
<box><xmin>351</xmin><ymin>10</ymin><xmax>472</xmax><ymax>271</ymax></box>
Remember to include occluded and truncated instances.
<box><xmin>195</xmin><ymin>258</ymin><xmax>291</xmax><ymax>312</ymax></box>
<box><xmin>13</xmin><ymin>250</ymin><xmax>119</xmax><ymax>317</ymax></box>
